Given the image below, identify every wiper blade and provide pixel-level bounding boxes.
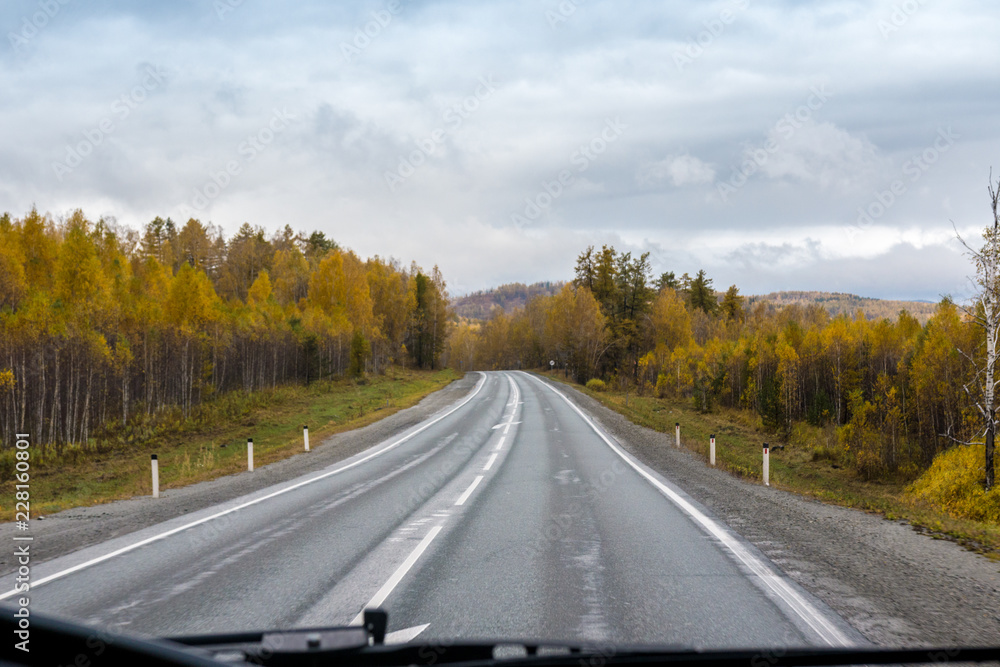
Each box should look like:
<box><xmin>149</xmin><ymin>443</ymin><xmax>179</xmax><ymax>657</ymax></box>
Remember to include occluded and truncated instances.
<box><xmin>169</xmin><ymin>633</ymin><xmax>1000</xmax><ymax>667</ymax></box>
<box><xmin>6</xmin><ymin>607</ymin><xmax>999</xmax><ymax>667</ymax></box>
<box><xmin>168</xmin><ymin>616</ymin><xmax>1000</xmax><ymax>667</ymax></box>
<box><xmin>454</xmin><ymin>645</ymin><xmax>1000</xmax><ymax>667</ymax></box>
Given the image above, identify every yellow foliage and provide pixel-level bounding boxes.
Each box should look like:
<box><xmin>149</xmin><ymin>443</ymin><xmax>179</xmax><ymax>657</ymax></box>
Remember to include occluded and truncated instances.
<box><xmin>637</xmin><ymin>351</ymin><xmax>657</xmax><ymax>387</ymax></box>
<box><xmin>0</xmin><ymin>242</ymin><xmax>26</xmax><ymax>310</ymax></box>
<box><xmin>271</xmin><ymin>248</ymin><xmax>310</xmax><ymax>306</ymax></box>
<box><xmin>650</xmin><ymin>288</ymin><xmax>692</xmax><ymax>350</ymax></box>
<box><xmin>166</xmin><ymin>264</ymin><xmax>219</xmax><ymax>335</ymax></box>
<box><xmin>908</xmin><ymin>445</ymin><xmax>1000</xmax><ymax>523</ymax></box>
<box><xmin>308</xmin><ymin>250</ymin><xmax>374</xmax><ymax>335</ymax></box>
<box><xmin>655</xmin><ymin>373</ymin><xmax>669</xmax><ymax>398</ymax></box>
<box><xmin>248</xmin><ymin>270</ymin><xmax>273</xmax><ymax>304</ymax></box>
<box><xmin>54</xmin><ymin>211</ymin><xmax>112</xmax><ymax>321</ymax></box>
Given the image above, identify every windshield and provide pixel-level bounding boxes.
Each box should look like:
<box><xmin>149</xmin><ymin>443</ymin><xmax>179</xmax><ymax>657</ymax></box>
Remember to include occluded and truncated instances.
<box><xmin>1</xmin><ymin>0</ymin><xmax>999</xmax><ymax>660</ymax></box>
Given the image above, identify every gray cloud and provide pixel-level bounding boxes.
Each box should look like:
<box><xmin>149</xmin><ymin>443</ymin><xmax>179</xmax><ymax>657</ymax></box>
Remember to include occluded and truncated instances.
<box><xmin>712</xmin><ymin>241</ymin><xmax>970</xmax><ymax>303</ymax></box>
<box><xmin>1</xmin><ymin>0</ymin><xmax>998</xmax><ymax>300</ymax></box>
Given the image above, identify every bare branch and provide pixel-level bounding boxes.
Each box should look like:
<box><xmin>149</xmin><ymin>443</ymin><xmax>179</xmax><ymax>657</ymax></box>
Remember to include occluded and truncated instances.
<box><xmin>939</xmin><ymin>420</ymin><xmax>985</xmax><ymax>447</ymax></box>
<box><xmin>939</xmin><ymin>432</ymin><xmax>981</xmax><ymax>447</ymax></box>
<box><xmin>962</xmin><ymin>382</ymin><xmax>988</xmax><ymax>419</ymax></box>
<box><xmin>953</xmin><ymin>220</ymin><xmax>984</xmax><ymax>257</ymax></box>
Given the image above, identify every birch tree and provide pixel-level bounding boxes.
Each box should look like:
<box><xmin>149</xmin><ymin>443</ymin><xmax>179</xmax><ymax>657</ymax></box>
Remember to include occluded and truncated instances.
<box><xmin>955</xmin><ymin>170</ymin><xmax>1000</xmax><ymax>490</ymax></box>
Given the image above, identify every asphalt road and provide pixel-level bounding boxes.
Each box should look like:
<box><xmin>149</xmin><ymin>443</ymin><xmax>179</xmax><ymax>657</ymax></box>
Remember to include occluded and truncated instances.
<box><xmin>3</xmin><ymin>372</ymin><xmax>863</xmax><ymax>649</ymax></box>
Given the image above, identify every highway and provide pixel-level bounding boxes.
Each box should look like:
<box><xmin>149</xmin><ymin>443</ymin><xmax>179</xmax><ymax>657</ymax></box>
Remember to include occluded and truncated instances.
<box><xmin>5</xmin><ymin>372</ymin><xmax>860</xmax><ymax>648</ymax></box>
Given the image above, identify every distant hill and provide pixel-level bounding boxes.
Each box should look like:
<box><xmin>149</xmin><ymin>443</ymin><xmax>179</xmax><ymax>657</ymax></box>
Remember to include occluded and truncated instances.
<box><xmin>746</xmin><ymin>291</ymin><xmax>940</xmax><ymax>322</ymax></box>
<box><xmin>455</xmin><ymin>284</ymin><xmax>942</xmax><ymax>323</ymax></box>
<box><xmin>452</xmin><ymin>281</ymin><xmax>565</xmax><ymax>320</ymax></box>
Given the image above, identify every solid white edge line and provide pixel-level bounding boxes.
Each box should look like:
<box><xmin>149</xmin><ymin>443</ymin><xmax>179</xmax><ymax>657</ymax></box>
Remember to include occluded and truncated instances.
<box><xmin>454</xmin><ymin>475</ymin><xmax>484</xmax><ymax>506</ymax></box>
<box><xmin>0</xmin><ymin>373</ymin><xmax>490</xmax><ymax>601</ymax></box>
<box><xmin>518</xmin><ymin>372</ymin><xmax>853</xmax><ymax>648</ymax></box>
<box><xmin>351</xmin><ymin>526</ymin><xmax>443</xmax><ymax>625</ymax></box>
<box><xmin>483</xmin><ymin>453</ymin><xmax>498</xmax><ymax>471</ymax></box>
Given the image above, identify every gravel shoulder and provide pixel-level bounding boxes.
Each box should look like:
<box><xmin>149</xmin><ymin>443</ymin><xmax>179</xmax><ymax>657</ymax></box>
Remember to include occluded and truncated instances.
<box><xmin>0</xmin><ymin>374</ymin><xmax>478</xmax><ymax>576</ymax></box>
<box><xmin>546</xmin><ymin>377</ymin><xmax>1000</xmax><ymax>647</ymax></box>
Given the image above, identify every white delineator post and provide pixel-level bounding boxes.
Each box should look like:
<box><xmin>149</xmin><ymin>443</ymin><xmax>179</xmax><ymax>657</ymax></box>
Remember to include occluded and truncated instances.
<box><xmin>710</xmin><ymin>434</ymin><xmax>716</xmax><ymax>467</ymax></box>
<box><xmin>675</xmin><ymin>423</ymin><xmax>681</xmax><ymax>448</ymax></box>
<box><xmin>303</xmin><ymin>425</ymin><xmax>310</xmax><ymax>452</ymax></box>
<box><xmin>763</xmin><ymin>442</ymin><xmax>770</xmax><ymax>486</ymax></box>
<box><xmin>151</xmin><ymin>454</ymin><xmax>159</xmax><ymax>498</ymax></box>
<box><xmin>248</xmin><ymin>438</ymin><xmax>254</xmax><ymax>472</ymax></box>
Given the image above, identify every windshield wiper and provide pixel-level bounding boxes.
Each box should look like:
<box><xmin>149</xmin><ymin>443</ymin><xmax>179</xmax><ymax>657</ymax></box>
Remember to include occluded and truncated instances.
<box><xmin>5</xmin><ymin>607</ymin><xmax>1000</xmax><ymax>667</ymax></box>
<box><xmin>154</xmin><ymin>609</ymin><xmax>1000</xmax><ymax>667</ymax></box>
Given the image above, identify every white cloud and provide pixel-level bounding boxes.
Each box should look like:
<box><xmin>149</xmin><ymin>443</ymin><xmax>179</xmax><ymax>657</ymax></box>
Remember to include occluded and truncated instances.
<box><xmin>755</xmin><ymin>120</ymin><xmax>889</xmax><ymax>192</ymax></box>
<box><xmin>637</xmin><ymin>153</ymin><xmax>716</xmax><ymax>187</ymax></box>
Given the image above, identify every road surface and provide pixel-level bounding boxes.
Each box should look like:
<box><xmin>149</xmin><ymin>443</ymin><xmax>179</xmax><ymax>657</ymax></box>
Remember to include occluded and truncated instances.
<box><xmin>3</xmin><ymin>372</ymin><xmax>861</xmax><ymax>648</ymax></box>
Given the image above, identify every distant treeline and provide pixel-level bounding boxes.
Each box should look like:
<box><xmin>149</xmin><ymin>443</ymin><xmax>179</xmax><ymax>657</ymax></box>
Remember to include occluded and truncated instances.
<box><xmin>746</xmin><ymin>291</ymin><xmax>939</xmax><ymax>323</ymax></box>
<box><xmin>0</xmin><ymin>209</ymin><xmax>449</xmax><ymax>451</ymax></box>
<box><xmin>452</xmin><ymin>281</ymin><xmax>565</xmax><ymax>320</ymax></box>
<box><xmin>451</xmin><ymin>244</ymin><xmax>980</xmax><ymax>480</ymax></box>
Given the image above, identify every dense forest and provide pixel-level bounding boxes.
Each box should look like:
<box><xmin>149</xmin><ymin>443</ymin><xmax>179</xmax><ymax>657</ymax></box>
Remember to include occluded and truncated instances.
<box><xmin>2</xmin><ymin>208</ymin><xmax>994</xmax><ymax>494</ymax></box>
<box><xmin>0</xmin><ymin>208</ymin><xmax>449</xmax><ymax>452</ymax></box>
<box><xmin>451</xmin><ymin>244</ymin><xmax>987</xmax><ymax>483</ymax></box>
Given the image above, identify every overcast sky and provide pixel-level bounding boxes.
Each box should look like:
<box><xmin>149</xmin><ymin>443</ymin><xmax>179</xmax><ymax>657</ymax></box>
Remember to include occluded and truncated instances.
<box><xmin>2</xmin><ymin>0</ymin><xmax>999</xmax><ymax>300</ymax></box>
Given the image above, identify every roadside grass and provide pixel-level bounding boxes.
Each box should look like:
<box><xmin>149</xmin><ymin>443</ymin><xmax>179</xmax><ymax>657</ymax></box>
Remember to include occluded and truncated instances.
<box><xmin>542</xmin><ymin>371</ymin><xmax>1000</xmax><ymax>559</ymax></box>
<box><xmin>1</xmin><ymin>368</ymin><xmax>457</xmax><ymax>519</ymax></box>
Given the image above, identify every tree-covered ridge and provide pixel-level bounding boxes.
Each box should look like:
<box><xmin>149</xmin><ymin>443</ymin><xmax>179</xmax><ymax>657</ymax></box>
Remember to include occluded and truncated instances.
<box><xmin>451</xmin><ymin>244</ymin><xmax>988</xmax><ymax>484</ymax></box>
<box><xmin>746</xmin><ymin>291</ymin><xmax>939</xmax><ymax>323</ymax></box>
<box><xmin>0</xmin><ymin>208</ymin><xmax>450</xmax><ymax>450</ymax></box>
<box><xmin>451</xmin><ymin>281</ymin><xmax>565</xmax><ymax>320</ymax></box>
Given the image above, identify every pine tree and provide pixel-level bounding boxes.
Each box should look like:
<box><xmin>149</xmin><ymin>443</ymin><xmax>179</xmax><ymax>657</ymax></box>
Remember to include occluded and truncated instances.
<box><xmin>688</xmin><ymin>270</ymin><xmax>718</xmax><ymax>315</ymax></box>
<box><xmin>721</xmin><ymin>284</ymin><xmax>744</xmax><ymax>321</ymax></box>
